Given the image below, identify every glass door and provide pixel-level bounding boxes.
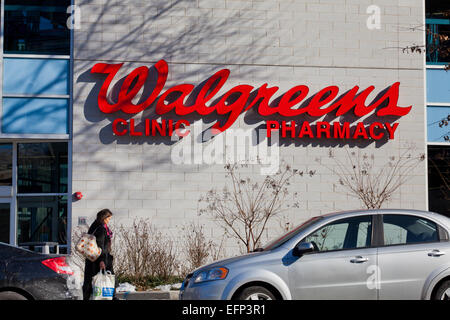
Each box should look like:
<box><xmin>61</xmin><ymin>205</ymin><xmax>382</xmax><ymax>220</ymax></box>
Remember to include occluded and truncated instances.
<box><xmin>17</xmin><ymin>196</ymin><xmax>67</xmax><ymax>244</ymax></box>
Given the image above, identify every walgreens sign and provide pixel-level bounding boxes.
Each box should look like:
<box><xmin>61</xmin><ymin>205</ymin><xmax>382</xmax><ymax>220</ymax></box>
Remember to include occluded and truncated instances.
<box><xmin>91</xmin><ymin>60</ymin><xmax>411</xmax><ymax>140</ymax></box>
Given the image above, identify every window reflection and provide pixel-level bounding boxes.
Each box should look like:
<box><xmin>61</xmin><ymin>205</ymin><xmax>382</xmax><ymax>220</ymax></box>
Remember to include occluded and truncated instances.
<box><xmin>4</xmin><ymin>0</ymin><xmax>70</xmax><ymax>54</ymax></box>
<box><xmin>383</xmin><ymin>215</ymin><xmax>439</xmax><ymax>245</ymax></box>
<box><xmin>17</xmin><ymin>196</ymin><xmax>67</xmax><ymax>246</ymax></box>
<box><xmin>0</xmin><ymin>144</ymin><xmax>13</xmax><ymax>186</ymax></box>
<box><xmin>303</xmin><ymin>216</ymin><xmax>372</xmax><ymax>252</ymax></box>
<box><xmin>428</xmin><ymin>146</ymin><xmax>450</xmax><ymax>217</ymax></box>
<box><xmin>426</xmin><ymin>1</ymin><xmax>450</xmax><ymax>20</ymax></box>
<box><xmin>18</xmin><ymin>142</ymin><xmax>68</xmax><ymax>193</ymax></box>
<box><xmin>425</xmin><ymin>0</ymin><xmax>450</xmax><ymax>64</ymax></box>
<box><xmin>0</xmin><ymin>204</ymin><xmax>11</xmax><ymax>244</ymax></box>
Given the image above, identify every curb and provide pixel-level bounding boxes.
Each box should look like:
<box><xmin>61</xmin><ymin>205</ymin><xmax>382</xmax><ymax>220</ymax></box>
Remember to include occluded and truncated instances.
<box><xmin>116</xmin><ymin>290</ymin><xmax>179</xmax><ymax>300</ymax></box>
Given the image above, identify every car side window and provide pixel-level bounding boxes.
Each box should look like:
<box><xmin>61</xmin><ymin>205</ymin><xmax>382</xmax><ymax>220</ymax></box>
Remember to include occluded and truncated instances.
<box><xmin>356</xmin><ymin>221</ymin><xmax>372</xmax><ymax>247</ymax></box>
<box><xmin>303</xmin><ymin>215</ymin><xmax>372</xmax><ymax>252</ymax></box>
<box><xmin>383</xmin><ymin>215</ymin><xmax>439</xmax><ymax>246</ymax></box>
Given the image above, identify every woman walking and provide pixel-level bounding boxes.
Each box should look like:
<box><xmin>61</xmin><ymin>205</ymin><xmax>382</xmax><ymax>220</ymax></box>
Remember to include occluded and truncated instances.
<box><xmin>82</xmin><ymin>209</ymin><xmax>116</xmax><ymax>300</ymax></box>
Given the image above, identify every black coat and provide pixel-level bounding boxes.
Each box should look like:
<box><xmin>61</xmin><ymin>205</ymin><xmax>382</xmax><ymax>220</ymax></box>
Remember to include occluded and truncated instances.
<box><xmin>88</xmin><ymin>220</ymin><xmax>112</xmax><ymax>265</ymax></box>
<box><xmin>82</xmin><ymin>221</ymin><xmax>114</xmax><ymax>300</ymax></box>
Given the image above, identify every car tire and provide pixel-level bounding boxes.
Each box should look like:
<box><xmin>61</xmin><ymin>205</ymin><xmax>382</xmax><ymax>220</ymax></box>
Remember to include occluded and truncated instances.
<box><xmin>237</xmin><ymin>286</ymin><xmax>276</xmax><ymax>300</ymax></box>
<box><xmin>433</xmin><ymin>280</ymin><xmax>450</xmax><ymax>300</ymax></box>
<box><xmin>0</xmin><ymin>291</ymin><xmax>28</xmax><ymax>300</ymax></box>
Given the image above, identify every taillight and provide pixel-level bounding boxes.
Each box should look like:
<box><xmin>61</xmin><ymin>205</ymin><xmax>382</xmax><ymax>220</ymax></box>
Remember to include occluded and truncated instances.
<box><xmin>41</xmin><ymin>257</ymin><xmax>73</xmax><ymax>275</ymax></box>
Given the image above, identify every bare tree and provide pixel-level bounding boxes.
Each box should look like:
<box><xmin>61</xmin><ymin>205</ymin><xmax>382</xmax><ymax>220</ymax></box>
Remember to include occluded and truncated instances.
<box><xmin>199</xmin><ymin>163</ymin><xmax>314</xmax><ymax>253</ymax></box>
<box><xmin>320</xmin><ymin>147</ymin><xmax>425</xmax><ymax>210</ymax></box>
<box><xmin>179</xmin><ymin>222</ymin><xmax>213</xmax><ymax>276</ymax></box>
<box><xmin>425</xmin><ymin>7</ymin><xmax>450</xmax><ymax>67</ymax></box>
<box><xmin>116</xmin><ymin>218</ymin><xmax>179</xmax><ymax>280</ymax></box>
<box><xmin>117</xmin><ymin>219</ymin><xmax>154</xmax><ymax>279</ymax></box>
<box><xmin>148</xmin><ymin>232</ymin><xmax>178</xmax><ymax>280</ymax></box>
<box><xmin>209</xmin><ymin>233</ymin><xmax>228</xmax><ymax>263</ymax></box>
<box><xmin>394</xmin><ymin>8</ymin><xmax>450</xmax><ymax>69</ymax></box>
<box><xmin>434</xmin><ymin>114</ymin><xmax>450</xmax><ymax>142</ymax></box>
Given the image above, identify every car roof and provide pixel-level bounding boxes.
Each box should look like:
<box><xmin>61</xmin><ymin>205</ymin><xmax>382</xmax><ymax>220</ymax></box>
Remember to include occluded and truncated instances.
<box><xmin>313</xmin><ymin>209</ymin><xmax>450</xmax><ymax>227</ymax></box>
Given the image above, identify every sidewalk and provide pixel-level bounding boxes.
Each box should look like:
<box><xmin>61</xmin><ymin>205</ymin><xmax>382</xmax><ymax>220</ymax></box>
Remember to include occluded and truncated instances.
<box><xmin>116</xmin><ymin>290</ymin><xmax>179</xmax><ymax>300</ymax></box>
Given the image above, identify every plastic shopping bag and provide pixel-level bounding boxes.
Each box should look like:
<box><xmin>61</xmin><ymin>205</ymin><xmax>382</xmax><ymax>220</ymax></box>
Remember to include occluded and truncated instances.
<box><xmin>92</xmin><ymin>270</ymin><xmax>115</xmax><ymax>300</ymax></box>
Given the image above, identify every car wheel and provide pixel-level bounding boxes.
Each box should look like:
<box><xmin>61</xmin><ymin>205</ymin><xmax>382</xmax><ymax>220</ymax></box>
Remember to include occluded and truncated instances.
<box><xmin>434</xmin><ymin>280</ymin><xmax>450</xmax><ymax>300</ymax></box>
<box><xmin>0</xmin><ymin>291</ymin><xmax>28</xmax><ymax>300</ymax></box>
<box><xmin>237</xmin><ymin>286</ymin><xmax>276</xmax><ymax>300</ymax></box>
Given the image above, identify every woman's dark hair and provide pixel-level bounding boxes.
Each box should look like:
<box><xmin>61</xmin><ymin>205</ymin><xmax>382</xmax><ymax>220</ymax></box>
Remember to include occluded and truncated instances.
<box><xmin>96</xmin><ymin>209</ymin><xmax>113</xmax><ymax>224</ymax></box>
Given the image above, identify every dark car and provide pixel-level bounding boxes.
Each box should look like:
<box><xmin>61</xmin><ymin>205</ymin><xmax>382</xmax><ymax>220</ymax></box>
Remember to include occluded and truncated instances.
<box><xmin>0</xmin><ymin>242</ymin><xmax>80</xmax><ymax>300</ymax></box>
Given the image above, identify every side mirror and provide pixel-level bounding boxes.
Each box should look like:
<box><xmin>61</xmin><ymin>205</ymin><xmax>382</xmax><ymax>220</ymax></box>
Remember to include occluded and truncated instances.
<box><xmin>292</xmin><ymin>242</ymin><xmax>315</xmax><ymax>257</ymax></box>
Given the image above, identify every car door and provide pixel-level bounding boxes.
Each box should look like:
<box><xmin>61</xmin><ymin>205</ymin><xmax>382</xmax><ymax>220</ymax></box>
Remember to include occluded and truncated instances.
<box><xmin>0</xmin><ymin>243</ymin><xmax>17</xmax><ymax>288</ymax></box>
<box><xmin>288</xmin><ymin>215</ymin><xmax>378</xmax><ymax>300</ymax></box>
<box><xmin>377</xmin><ymin>214</ymin><xmax>449</xmax><ymax>300</ymax></box>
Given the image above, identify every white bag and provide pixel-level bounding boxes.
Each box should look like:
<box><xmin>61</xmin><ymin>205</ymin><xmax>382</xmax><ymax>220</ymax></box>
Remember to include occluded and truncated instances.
<box><xmin>92</xmin><ymin>270</ymin><xmax>115</xmax><ymax>300</ymax></box>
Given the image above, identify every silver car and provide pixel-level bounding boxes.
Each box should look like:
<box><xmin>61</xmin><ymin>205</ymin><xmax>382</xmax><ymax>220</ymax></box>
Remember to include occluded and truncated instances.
<box><xmin>180</xmin><ymin>209</ymin><xmax>450</xmax><ymax>300</ymax></box>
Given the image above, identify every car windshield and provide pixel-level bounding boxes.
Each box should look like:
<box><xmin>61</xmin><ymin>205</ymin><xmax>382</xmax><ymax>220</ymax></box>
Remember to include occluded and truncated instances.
<box><xmin>262</xmin><ymin>216</ymin><xmax>323</xmax><ymax>251</ymax></box>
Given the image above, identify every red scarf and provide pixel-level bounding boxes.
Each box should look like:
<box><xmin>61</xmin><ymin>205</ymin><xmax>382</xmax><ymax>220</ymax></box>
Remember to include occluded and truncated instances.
<box><xmin>104</xmin><ymin>224</ymin><xmax>113</xmax><ymax>239</ymax></box>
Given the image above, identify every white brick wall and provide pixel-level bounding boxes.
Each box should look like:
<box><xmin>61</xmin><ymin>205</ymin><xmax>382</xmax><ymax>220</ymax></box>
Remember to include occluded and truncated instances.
<box><xmin>72</xmin><ymin>0</ymin><xmax>427</xmax><ymax>255</ymax></box>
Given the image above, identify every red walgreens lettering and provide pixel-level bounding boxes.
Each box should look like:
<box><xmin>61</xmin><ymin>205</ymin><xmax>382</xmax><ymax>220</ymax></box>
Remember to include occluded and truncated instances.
<box><xmin>91</xmin><ymin>60</ymin><xmax>412</xmax><ymax>132</ymax></box>
<box><xmin>267</xmin><ymin>121</ymin><xmax>398</xmax><ymax>140</ymax></box>
<box><xmin>112</xmin><ymin>118</ymin><xmax>190</xmax><ymax>137</ymax></box>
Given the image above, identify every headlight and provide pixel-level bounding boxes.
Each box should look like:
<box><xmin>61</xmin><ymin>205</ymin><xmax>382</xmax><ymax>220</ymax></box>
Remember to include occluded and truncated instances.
<box><xmin>194</xmin><ymin>267</ymin><xmax>229</xmax><ymax>283</ymax></box>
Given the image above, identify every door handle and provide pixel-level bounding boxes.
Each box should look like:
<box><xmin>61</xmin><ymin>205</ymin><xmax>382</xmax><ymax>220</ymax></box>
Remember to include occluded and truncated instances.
<box><xmin>350</xmin><ymin>256</ymin><xmax>369</xmax><ymax>263</ymax></box>
<box><xmin>428</xmin><ymin>250</ymin><xmax>446</xmax><ymax>257</ymax></box>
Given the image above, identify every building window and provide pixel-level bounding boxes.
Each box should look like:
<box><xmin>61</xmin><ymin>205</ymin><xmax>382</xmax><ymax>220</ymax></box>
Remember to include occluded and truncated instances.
<box><xmin>0</xmin><ymin>142</ymin><xmax>69</xmax><ymax>248</ymax></box>
<box><xmin>427</xmin><ymin>106</ymin><xmax>450</xmax><ymax>142</ymax></box>
<box><xmin>17</xmin><ymin>196</ymin><xmax>67</xmax><ymax>245</ymax></box>
<box><xmin>428</xmin><ymin>146</ymin><xmax>450</xmax><ymax>217</ymax></box>
<box><xmin>0</xmin><ymin>203</ymin><xmax>10</xmax><ymax>243</ymax></box>
<box><xmin>3</xmin><ymin>58</ymin><xmax>69</xmax><ymax>95</ymax></box>
<box><xmin>18</xmin><ymin>142</ymin><xmax>67</xmax><ymax>194</ymax></box>
<box><xmin>15</xmin><ymin>142</ymin><xmax>68</xmax><ymax>252</ymax></box>
<box><xmin>1</xmin><ymin>58</ymin><xmax>70</xmax><ymax>135</ymax></box>
<box><xmin>4</xmin><ymin>0</ymin><xmax>71</xmax><ymax>55</ymax></box>
<box><xmin>426</xmin><ymin>1</ymin><xmax>450</xmax><ymax>64</ymax></box>
<box><xmin>2</xmin><ymin>98</ymin><xmax>69</xmax><ymax>134</ymax></box>
<box><xmin>0</xmin><ymin>144</ymin><xmax>13</xmax><ymax>186</ymax></box>
<box><xmin>1</xmin><ymin>2</ymin><xmax>71</xmax><ymax>137</ymax></box>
